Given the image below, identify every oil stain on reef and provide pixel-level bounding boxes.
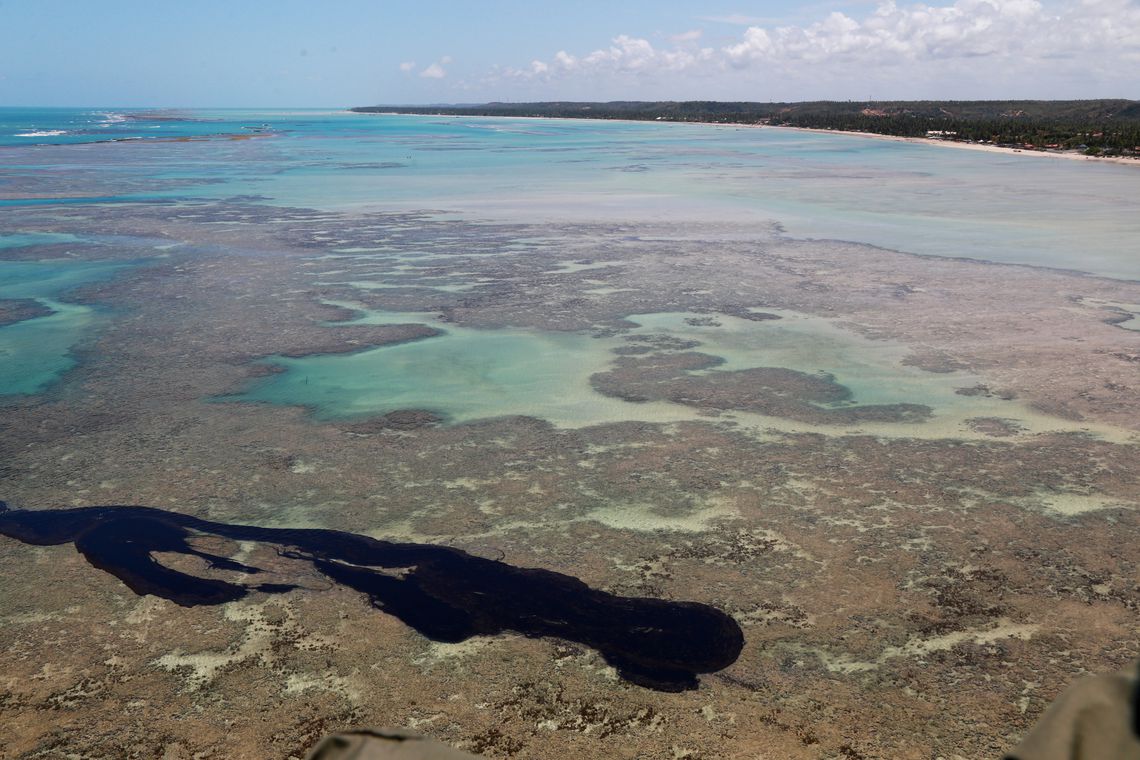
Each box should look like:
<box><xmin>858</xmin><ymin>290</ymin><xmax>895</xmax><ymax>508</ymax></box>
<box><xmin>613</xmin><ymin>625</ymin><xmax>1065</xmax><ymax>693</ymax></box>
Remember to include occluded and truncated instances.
<box><xmin>0</xmin><ymin>502</ymin><xmax>743</xmax><ymax>692</ymax></box>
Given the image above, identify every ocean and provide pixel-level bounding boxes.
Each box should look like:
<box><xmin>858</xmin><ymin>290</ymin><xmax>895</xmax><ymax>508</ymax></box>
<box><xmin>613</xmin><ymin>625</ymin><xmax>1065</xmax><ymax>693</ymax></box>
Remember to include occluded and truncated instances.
<box><xmin>3</xmin><ymin>107</ymin><xmax>1139</xmax><ymax>277</ymax></box>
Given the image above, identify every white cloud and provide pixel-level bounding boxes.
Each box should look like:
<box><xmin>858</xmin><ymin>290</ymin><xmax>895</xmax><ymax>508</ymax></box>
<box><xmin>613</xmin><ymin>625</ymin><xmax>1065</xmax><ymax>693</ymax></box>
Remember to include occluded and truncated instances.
<box><xmin>420</xmin><ymin>56</ymin><xmax>453</xmax><ymax>79</ymax></box>
<box><xmin>399</xmin><ymin>61</ymin><xmax>416</xmax><ymax>73</ymax></box>
<box><xmin>490</xmin><ymin>0</ymin><xmax>1140</xmax><ymax>98</ymax></box>
<box><xmin>502</xmin><ymin>34</ymin><xmax>717</xmax><ymax>81</ymax></box>
<box><xmin>722</xmin><ymin>0</ymin><xmax>1054</xmax><ymax>67</ymax></box>
<box><xmin>671</xmin><ymin>29</ymin><xmax>704</xmax><ymax>43</ymax></box>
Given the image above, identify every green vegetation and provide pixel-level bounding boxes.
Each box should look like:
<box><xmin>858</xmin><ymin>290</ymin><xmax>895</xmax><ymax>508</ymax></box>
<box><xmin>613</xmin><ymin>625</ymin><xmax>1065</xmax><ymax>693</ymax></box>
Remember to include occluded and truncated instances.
<box><xmin>353</xmin><ymin>100</ymin><xmax>1140</xmax><ymax>156</ymax></box>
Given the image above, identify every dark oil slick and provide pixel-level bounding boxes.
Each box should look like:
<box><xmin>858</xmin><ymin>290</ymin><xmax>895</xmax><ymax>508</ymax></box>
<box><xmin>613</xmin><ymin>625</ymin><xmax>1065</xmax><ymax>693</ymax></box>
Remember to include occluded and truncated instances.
<box><xmin>0</xmin><ymin>502</ymin><xmax>744</xmax><ymax>692</ymax></box>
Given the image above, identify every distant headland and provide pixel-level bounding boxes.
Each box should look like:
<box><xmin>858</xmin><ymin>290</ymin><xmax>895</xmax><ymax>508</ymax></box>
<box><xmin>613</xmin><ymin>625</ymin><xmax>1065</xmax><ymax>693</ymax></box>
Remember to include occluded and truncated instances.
<box><xmin>352</xmin><ymin>100</ymin><xmax>1140</xmax><ymax>160</ymax></box>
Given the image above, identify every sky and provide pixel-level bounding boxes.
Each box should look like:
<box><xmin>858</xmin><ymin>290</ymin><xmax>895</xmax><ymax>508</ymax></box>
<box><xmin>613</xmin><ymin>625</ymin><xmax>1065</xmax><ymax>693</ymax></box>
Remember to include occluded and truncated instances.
<box><xmin>0</xmin><ymin>0</ymin><xmax>1138</xmax><ymax>106</ymax></box>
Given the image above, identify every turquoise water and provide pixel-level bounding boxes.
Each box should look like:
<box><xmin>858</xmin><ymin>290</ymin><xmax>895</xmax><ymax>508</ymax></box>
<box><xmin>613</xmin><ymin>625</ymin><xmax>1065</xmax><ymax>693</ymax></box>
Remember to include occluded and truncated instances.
<box><xmin>2</xmin><ymin>108</ymin><xmax>1138</xmax><ymax>278</ymax></box>
<box><xmin>231</xmin><ymin>308</ymin><xmax>626</xmax><ymax>425</ymax></box>
<box><xmin>2</xmin><ymin>107</ymin><xmax>1138</xmax><ymax>424</ymax></box>
<box><xmin>0</xmin><ymin>259</ymin><xmax>124</xmax><ymax>301</ymax></box>
<box><xmin>0</xmin><ymin>107</ymin><xmax>273</xmax><ymax>146</ymax></box>
<box><xmin>0</xmin><ymin>258</ymin><xmax>127</xmax><ymax>397</ymax></box>
<box><xmin>227</xmin><ymin>304</ymin><xmax>1110</xmax><ymax>440</ymax></box>
<box><xmin>0</xmin><ymin>233</ymin><xmax>82</xmax><ymax>249</ymax></box>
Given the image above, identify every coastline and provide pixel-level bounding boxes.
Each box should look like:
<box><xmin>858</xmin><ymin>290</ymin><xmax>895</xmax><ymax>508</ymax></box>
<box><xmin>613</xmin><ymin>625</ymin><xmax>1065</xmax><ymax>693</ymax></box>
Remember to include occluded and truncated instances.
<box><xmin>355</xmin><ymin>109</ymin><xmax>1140</xmax><ymax>167</ymax></box>
<box><xmin>754</xmin><ymin>124</ymin><xmax>1140</xmax><ymax>167</ymax></box>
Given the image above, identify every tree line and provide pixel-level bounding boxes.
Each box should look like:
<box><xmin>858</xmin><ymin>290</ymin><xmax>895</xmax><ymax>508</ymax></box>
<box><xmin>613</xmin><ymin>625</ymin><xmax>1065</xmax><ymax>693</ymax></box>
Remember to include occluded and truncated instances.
<box><xmin>353</xmin><ymin>100</ymin><xmax>1140</xmax><ymax>156</ymax></box>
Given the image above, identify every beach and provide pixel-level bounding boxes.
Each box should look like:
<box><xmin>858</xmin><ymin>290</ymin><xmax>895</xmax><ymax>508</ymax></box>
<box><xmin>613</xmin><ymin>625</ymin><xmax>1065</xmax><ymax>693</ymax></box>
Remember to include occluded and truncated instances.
<box><xmin>769</xmin><ymin>123</ymin><xmax>1140</xmax><ymax>166</ymax></box>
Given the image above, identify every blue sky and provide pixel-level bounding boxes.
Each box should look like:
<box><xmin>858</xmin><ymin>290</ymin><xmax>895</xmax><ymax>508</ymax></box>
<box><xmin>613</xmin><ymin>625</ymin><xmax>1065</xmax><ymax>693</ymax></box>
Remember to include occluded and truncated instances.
<box><xmin>1</xmin><ymin>0</ymin><xmax>1137</xmax><ymax>106</ymax></box>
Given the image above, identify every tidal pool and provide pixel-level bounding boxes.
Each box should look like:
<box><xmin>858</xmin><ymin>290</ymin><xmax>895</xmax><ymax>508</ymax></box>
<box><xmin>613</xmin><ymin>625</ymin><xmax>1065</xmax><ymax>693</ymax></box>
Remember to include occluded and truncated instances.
<box><xmin>0</xmin><ymin>232</ymin><xmax>82</xmax><ymax>249</ymax></box>
<box><xmin>0</xmin><ymin>259</ymin><xmax>126</xmax><ymax>396</ymax></box>
<box><xmin>228</xmin><ymin>304</ymin><xmax>1110</xmax><ymax>440</ymax></box>
<box><xmin>627</xmin><ymin>310</ymin><xmax>969</xmax><ymax>411</ymax></box>
<box><xmin>230</xmin><ymin>307</ymin><xmax>638</xmax><ymax>426</ymax></box>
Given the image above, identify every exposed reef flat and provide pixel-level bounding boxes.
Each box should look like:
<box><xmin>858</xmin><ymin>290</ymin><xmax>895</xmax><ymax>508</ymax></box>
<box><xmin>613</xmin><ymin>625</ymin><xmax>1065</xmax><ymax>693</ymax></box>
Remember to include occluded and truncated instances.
<box><xmin>0</xmin><ymin>197</ymin><xmax>1138</xmax><ymax>759</ymax></box>
<box><xmin>0</xmin><ymin>298</ymin><xmax>51</xmax><ymax>327</ymax></box>
<box><xmin>590</xmin><ymin>351</ymin><xmax>932</xmax><ymax>424</ymax></box>
<box><xmin>273</xmin><ymin>323</ymin><xmax>441</xmax><ymax>358</ymax></box>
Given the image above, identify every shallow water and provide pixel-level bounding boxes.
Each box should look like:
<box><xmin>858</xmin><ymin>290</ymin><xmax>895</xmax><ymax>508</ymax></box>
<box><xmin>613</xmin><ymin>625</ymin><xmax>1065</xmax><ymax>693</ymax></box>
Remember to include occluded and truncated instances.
<box><xmin>3</xmin><ymin>108</ymin><xmax>1139</xmax><ymax>279</ymax></box>
<box><xmin>0</xmin><ymin>258</ymin><xmax>127</xmax><ymax>396</ymax></box>
<box><xmin>2</xmin><ymin>108</ymin><xmax>1138</xmax><ymax>422</ymax></box>
<box><xmin>0</xmin><ymin>232</ymin><xmax>83</xmax><ymax>249</ymax></box>
<box><xmin>233</xmin><ymin>311</ymin><xmax>630</xmax><ymax>426</ymax></box>
<box><xmin>230</xmin><ymin>303</ymin><xmax>1114</xmax><ymax>441</ymax></box>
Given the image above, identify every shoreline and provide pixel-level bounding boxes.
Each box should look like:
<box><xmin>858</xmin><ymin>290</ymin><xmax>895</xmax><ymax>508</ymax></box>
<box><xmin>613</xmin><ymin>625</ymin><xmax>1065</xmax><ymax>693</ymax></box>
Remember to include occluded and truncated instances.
<box><xmin>356</xmin><ymin>109</ymin><xmax>1140</xmax><ymax>167</ymax></box>
<box><xmin>768</xmin><ymin>124</ymin><xmax>1140</xmax><ymax>166</ymax></box>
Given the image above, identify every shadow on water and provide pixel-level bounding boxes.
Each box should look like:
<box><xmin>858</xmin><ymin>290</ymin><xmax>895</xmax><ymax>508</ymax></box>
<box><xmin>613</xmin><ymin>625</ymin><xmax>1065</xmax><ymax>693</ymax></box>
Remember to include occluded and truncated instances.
<box><xmin>0</xmin><ymin>502</ymin><xmax>744</xmax><ymax>691</ymax></box>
